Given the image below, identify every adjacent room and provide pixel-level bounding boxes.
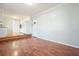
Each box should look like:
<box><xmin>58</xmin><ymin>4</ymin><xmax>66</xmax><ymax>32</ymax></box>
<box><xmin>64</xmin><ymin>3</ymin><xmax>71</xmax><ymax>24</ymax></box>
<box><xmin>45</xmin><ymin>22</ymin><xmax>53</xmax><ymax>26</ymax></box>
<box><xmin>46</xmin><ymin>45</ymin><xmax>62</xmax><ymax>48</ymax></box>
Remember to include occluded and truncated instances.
<box><xmin>0</xmin><ymin>3</ymin><xmax>79</xmax><ymax>56</ymax></box>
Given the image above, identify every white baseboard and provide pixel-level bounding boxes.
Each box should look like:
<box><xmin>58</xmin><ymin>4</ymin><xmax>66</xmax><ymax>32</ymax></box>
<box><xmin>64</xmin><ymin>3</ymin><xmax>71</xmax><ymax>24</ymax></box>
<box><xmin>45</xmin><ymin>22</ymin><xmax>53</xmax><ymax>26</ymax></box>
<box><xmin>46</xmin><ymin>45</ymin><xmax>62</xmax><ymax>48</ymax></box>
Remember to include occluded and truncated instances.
<box><xmin>33</xmin><ymin>35</ymin><xmax>79</xmax><ymax>49</ymax></box>
<box><xmin>46</xmin><ymin>39</ymin><xmax>79</xmax><ymax>49</ymax></box>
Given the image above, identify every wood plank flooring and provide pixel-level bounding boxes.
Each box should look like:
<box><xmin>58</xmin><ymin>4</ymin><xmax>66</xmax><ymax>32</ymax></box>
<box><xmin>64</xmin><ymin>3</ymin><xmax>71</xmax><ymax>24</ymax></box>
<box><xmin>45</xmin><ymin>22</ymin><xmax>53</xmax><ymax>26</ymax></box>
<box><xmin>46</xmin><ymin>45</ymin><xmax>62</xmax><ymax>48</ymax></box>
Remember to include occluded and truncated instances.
<box><xmin>0</xmin><ymin>36</ymin><xmax>79</xmax><ymax>56</ymax></box>
<box><xmin>0</xmin><ymin>33</ymin><xmax>32</xmax><ymax>42</ymax></box>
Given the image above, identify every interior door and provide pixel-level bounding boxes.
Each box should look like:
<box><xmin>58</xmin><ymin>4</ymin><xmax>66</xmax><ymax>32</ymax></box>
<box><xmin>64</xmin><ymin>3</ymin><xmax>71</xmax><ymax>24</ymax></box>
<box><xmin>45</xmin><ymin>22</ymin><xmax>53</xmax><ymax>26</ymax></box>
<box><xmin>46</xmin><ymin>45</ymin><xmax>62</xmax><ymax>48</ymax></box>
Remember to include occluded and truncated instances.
<box><xmin>12</xmin><ymin>20</ymin><xmax>20</xmax><ymax>33</ymax></box>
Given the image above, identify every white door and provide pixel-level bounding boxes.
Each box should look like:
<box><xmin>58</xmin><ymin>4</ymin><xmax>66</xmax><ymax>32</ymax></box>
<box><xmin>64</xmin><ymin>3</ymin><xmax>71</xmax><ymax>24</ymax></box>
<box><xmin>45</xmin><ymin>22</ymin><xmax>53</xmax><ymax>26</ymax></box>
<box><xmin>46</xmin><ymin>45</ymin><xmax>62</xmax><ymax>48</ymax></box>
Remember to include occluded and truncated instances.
<box><xmin>12</xmin><ymin>20</ymin><xmax>20</xmax><ymax>33</ymax></box>
<box><xmin>20</xmin><ymin>18</ymin><xmax>32</xmax><ymax>34</ymax></box>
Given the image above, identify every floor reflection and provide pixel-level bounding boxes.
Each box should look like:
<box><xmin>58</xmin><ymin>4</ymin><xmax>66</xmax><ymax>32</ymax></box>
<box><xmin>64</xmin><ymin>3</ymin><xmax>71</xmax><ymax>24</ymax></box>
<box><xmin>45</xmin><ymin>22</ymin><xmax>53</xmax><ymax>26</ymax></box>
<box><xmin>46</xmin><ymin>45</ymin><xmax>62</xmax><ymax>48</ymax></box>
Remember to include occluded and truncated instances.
<box><xmin>13</xmin><ymin>50</ymin><xmax>18</xmax><ymax>56</ymax></box>
<box><xmin>12</xmin><ymin>42</ymin><xmax>17</xmax><ymax>49</ymax></box>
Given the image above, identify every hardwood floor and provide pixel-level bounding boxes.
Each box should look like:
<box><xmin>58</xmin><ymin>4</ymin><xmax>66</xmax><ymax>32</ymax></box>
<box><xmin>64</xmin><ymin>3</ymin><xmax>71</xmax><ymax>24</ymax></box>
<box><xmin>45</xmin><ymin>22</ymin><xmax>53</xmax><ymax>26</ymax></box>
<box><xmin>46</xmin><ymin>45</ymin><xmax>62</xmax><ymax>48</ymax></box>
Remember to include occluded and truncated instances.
<box><xmin>0</xmin><ymin>36</ymin><xmax>79</xmax><ymax>56</ymax></box>
<box><xmin>0</xmin><ymin>33</ymin><xmax>32</xmax><ymax>42</ymax></box>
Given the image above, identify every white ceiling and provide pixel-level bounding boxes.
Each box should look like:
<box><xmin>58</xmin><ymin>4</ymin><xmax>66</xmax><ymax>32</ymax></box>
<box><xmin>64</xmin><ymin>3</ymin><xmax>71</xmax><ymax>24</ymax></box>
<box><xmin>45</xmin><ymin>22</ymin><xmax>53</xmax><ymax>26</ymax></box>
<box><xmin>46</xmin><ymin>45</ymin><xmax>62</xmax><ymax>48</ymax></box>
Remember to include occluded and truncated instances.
<box><xmin>0</xmin><ymin>3</ymin><xmax>60</xmax><ymax>16</ymax></box>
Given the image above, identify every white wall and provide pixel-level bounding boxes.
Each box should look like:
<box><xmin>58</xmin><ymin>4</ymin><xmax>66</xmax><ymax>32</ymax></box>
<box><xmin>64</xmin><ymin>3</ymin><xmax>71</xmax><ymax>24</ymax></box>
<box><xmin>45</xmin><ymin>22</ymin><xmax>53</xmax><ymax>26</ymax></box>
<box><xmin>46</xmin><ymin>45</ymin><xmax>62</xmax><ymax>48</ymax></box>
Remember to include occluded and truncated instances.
<box><xmin>4</xmin><ymin>19</ymin><xmax>13</xmax><ymax>33</ymax></box>
<box><xmin>0</xmin><ymin>16</ymin><xmax>32</xmax><ymax>35</ymax></box>
<box><xmin>0</xmin><ymin>16</ymin><xmax>20</xmax><ymax>34</ymax></box>
<box><xmin>0</xmin><ymin>17</ymin><xmax>8</xmax><ymax>35</ymax></box>
<box><xmin>0</xmin><ymin>16</ymin><xmax>15</xmax><ymax>36</ymax></box>
<box><xmin>32</xmin><ymin>3</ymin><xmax>79</xmax><ymax>48</ymax></box>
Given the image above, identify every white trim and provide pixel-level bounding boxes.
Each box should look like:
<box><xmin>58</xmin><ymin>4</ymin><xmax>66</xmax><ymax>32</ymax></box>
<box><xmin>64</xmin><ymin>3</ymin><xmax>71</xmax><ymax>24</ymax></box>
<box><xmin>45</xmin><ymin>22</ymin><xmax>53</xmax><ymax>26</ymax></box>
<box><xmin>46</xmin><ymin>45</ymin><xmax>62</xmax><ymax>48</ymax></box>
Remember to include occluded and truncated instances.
<box><xmin>46</xmin><ymin>39</ymin><xmax>79</xmax><ymax>49</ymax></box>
<box><xmin>33</xmin><ymin>3</ymin><xmax>64</xmax><ymax>16</ymax></box>
<box><xmin>33</xmin><ymin>35</ymin><xmax>79</xmax><ymax>49</ymax></box>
